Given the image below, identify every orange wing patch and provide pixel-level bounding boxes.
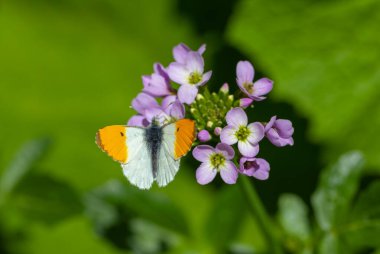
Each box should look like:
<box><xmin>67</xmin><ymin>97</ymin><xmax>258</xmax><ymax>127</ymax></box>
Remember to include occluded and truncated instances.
<box><xmin>96</xmin><ymin>125</ymin><xmax>128</xmax><ymax>163</ymax></box>
<box><xmin>174</xmin><ymin>119</ymin><xmax>196</xmax><ymax>159</ymax></box>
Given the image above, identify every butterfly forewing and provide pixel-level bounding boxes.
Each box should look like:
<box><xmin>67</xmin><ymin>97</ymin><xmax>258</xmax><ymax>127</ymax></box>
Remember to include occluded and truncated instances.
<box><xmin>96</xmin><ymin>125</ymin><xmax>128</xmax><ymax>163</ymax></box>
<box><xmin>162</xmin><ymin>119</ymin><xmax>196</xmax><ymax>160</ymax></box>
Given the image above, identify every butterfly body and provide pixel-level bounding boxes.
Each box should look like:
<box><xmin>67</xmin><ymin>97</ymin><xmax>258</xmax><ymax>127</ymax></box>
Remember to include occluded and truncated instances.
<box><xmin>96</xmin><ymin>119</ymin><xmax>196</xmax><ymax>189</ymax></box>
<box><xmin>145</xmin><ymin>123</ymin><xmax>163</xmax><ymax>178</ymax></box>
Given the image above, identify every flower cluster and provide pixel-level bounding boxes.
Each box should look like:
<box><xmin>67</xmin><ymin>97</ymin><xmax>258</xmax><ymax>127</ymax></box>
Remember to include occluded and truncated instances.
<box><xmin>128</xmin><ymin>43</ymin><xmax>294</xmax><ymax>185</ymax></box>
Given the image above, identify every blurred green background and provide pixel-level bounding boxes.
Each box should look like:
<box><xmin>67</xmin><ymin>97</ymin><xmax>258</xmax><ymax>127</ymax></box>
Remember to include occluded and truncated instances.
<box><xmin>1</xmin><ymin>0</ymin><xmax>380</xmax><ymax>253</ymax></box>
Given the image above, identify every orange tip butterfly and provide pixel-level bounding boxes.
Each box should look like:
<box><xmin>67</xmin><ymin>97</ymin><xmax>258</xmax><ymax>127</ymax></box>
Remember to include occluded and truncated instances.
<box><xmin>95</xmin><ymin>119</ymin><xmax>196</xmax><ymax>189</ymax></box>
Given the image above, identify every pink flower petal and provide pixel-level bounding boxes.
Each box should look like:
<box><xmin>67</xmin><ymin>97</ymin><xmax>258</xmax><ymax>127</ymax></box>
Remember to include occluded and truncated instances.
<box><xmin>240</xmin><ymin>98</ymin><xmax>254</xmax><ymax>108</ymax></box>
<box><xmin>142</xmin><ymin>73</ymin><xmax>172</xmax><ymax>97</ymax></box>
<box><xmin>144</xmin><ymin>108</ymin><xmax>169</xmax><ymax>124</ymax></box>
<box><xmin>127</xmin><ymin>115</ymin><xmax>149</xmax><ymax>127</ymax></box>
<box><xmin>265</xmin><ymin>116</ymin><xmax>277</xmax><ymax>132</ymax></box>
<box><xmin>142</xmin><ymin>75</ymin><xmax>151</xmax><ymax>87</ymax></box>
<box><xmin>275</xmin><ymin>119</ymin><xmax>294</xmax><ymax>138</ymax></box>
<box><xmin>220</xmin><ymin>161</ymin><xmax>238</xmax><ymax>184</ymax></box>
<box><xmin>131</xmin><ymin>93</ymin><xmax>159</xmax><ymax>114</ymax></box>
<box><xmin>192</xmin><ymin>145</ymin><xmax>214</xmax><ymax>162</ymax></box>
<box><xmin>162</xmin><ymin>95</ymin><xmax>177</xmax><ymax>113</ymax></box>
<box><xmin>220</xmin><ymin>126</ymin><xmax>238</xmax><ymax>145</ymax></box>
<box><xmin>252</xmin><ymin>78</ymin><xmax>273</xmax><ymax>97</ymax></box>
<box><xmin>215</xmin><ymin>143</ymin><xmax>235</xmax><ymax>160</ymax></box>
<box><xmin>236</xmin><ymin>61</ymin><xmax>254</xmax><ymax>86</ymax></box>
<box><xmin>238</xmin><ymin>157</ymin><xmax>253</xmax><ymax>175</ymax></box>
<box><xmin>196</xmin><ymin>162</ymin><xmax>217</xmax><ymax>185</ymax></box>
<box><xmin>169</xmin><ymin>99</ymin><xmax>185</xmax><ymax>119</ymax></box>
<box><xmin>247</xmin><ymin>122</ymin><xmax>265</xmax><ymax>144</ymax></box>
<box><xmin>239</xmin><ymin>157</ymin><xmax>270</xmax><ymax>180</ymax></box>
<box><xmin>266</xmin><ymin>129</ymin><xmax>294</xmax><ymax>147</ymax></box>
<box><xmin>178</xmin><ymin>84</ymin><xmax>198</xmax><ymax>104</ymax></box>
<box><xmin>214</xmin><ymin>127</ymin><xmax>222</xmax><ymax>136</ymax></box>
<box><xmin>198</xmin><ymin>130</ymin><xmax>211</xmax><ymax>142</ymax></box>
<box><xmin>198</xmin><ymin>70</ymin><xmax>212</xmax><ymax>86</ymax></box>
<box><xmin>197</xmin><ymin>44</ymin><xmax>206</xmax><ymax>55</ymax></box>
<box><xmin>185</xmin><ymin>52</ymin><xmax>204</xmax><ymax>73</ymax></box>
<box><xmin>238</xmin><ymin>141</ymin><xmax>259</xmax><ymax>157</ymax></box>
<box><xmin>173</xmin><ymin>43</ymin><xmax>190</xmax><ymax>64</ymax></box>
<box><xmin>226</xmin><ymin>107</ymin><xmax>248</xmax><ymax>128</ymax></box>
<box><xmin>167</xmin><ymin>62</ymin><xmax>189</xmax><ymax>85</ymax></box>
<box><xmin>252</xmin><ymin>158</ymin><xmax>270</xmax><ymax>180</ymax></box>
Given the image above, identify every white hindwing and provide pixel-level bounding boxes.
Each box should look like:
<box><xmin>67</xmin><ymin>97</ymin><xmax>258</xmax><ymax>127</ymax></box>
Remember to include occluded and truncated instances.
<box><xmin>156</xmin><ymin>123</ymin><xmax>180</xmax><ymax>187</ymax></box>
<box><xmin>121</xmin><ymin>127</ymin><xmax>154</xmax><ymax>190</ymax></box>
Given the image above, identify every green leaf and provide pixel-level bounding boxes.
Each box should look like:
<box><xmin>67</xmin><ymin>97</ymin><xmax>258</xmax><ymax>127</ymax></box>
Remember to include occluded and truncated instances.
<box><xmin>342</xmin><ymin>181</ymin><xmax>380</xmax><ymax>248</ymax></box>
<box><xmin>351</xmin><ymin>181</ymin><xmax>380</xmax><ymax>220</ymax></box>
<box><xmin>227</xmin><ymin>0</ymin><xmax>380</xmax><ymax>170</ymax></box>
<box><xmin>0</xmin><ymin>138</ymin><xmax>51</xmax><ymax>204</ymax></box>
<box><xmin>311</xmin><ymin>151</ymin><xmax>364</xmax><ymax>231</ymax></box>
<box><xmin>277</xmin><ymin>194</ymin><xmax>311</xmax><ymax>252</ymax></box>
<box><xmin>9</xmin><ymin>173</ymin><xmax>83</xmax><ymax>225</ymax></box>
<box><xmin>85</xmin><ymin>180</ymin><xmax>190</xmax><ymax>236</ymax></box>
<box><xmin>204</xmin><ymin>185</ymin><xmax>246</xmax><ymax>252</ymax></box>
<box><xmin>318</xmin><ymin>232</ymin><xmax>342</xmax><ymax>254</ymax></box>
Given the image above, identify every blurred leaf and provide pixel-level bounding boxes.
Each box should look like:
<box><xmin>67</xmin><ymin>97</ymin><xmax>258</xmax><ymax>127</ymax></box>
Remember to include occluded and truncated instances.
<box><xmin>277</xmin><ymin>194</ymin><xmax>311</xmax><ymax>252</ymax></box>
<box><xmin>318</xmin><ymin>232</ymin><xmax>342</xmax><ymax>254</ymax></box>
<box><xmin>204</xmin><ymin>185</ymin><xmax>246</xmax><ymax>252</ymax></box>
<box><xmin>128</xmin><ymin>219</ymin><xmax>179</xmax><ymax>254</ymax></box>
<box><xmin>0</xmin><ymin>138</ymin><xmax>51</xmax><ymax>204</ymax></box>
<box><xmin>311</xmin><ymin>151</ymin><xmax>364</xmax><ymax>231</ymax></box>
<box><xmin>342</xmin><ymin>181</ymin><xmax>380</xmax><ymax>248</ymax></box>
<box><xmin>9</xmin><ymin>173</ymin><xmax>82</xmax><ymax>225</ymax></box>
<box><xmin>351</xmin><ymin>181</ymin><xmax>380</xmax><ymax>219</ymax></box>
<box><xmin>84</xmin><ymin>188</ymin><xmax>119</xmax><ymax>235</ymax></box>
<box><xmin>85</xmin><ymin>180</ymin><xmax>190</xmax><ymax>236</ymax></box>
<box><xmin>228</xmin><ymin>0</ymin><xmax>380</xmax><ymax>170</ymax></box>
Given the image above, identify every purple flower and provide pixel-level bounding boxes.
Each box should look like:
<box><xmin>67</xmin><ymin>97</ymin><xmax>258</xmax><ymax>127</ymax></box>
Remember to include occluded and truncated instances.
<box><xmin>142</xmin><ymin>63</ymin><xmax>174</xmax><ymax>97</ymax></box>
<box><xmin>131</xmin><ymin>93</ymin><xmax>159</xmax><ymax>115</ymax></box>
<box><xmin>161</xmin><ymin>95</ymin><xmax>185</xmax><ymax>120</ymax></box>
<box><xmin>144</xmin><ymin>96</ymin><xmax>185</xmax><ymax>125</ymax></box>
<box><xmin>265</xmin><ymin>116</ymin><xmax>294</xmax><ymax>147</ymax></box>
<box><xmin>240</xmin><ymin>98</ymin><xmax>254</xmax><ymax>109</ymax></box>
<box><xmin>193</xmin><ymin>143</ymin><xmax>238</xmax><ymax>185</ymax></box>
<box><xmin>167</xmin><ymin>52</ymin><xmax>212</xmax><ymax>104</ymax></box>
<box><xmin>144</xmin><ymin>107</ymin><xmax>170</xmax><ymax>125</ymax></box>
<box><xmin>220</xmin><ymin>107</ymin><xmax>264</xmax><ymax>157</ymax></box>
<box><xmin>131</xmin><ymin>93</ymin><xmax>184</xmax><ymax>126</ymax></box>
<box><xmin>239</xmin><ymin>157</ymin><xmax>270</xmax><ymax>180</ymax></box>
<box><xmin>173</xmin><ymin>43</ymin><xmax>206</xmax><ymax>64</ymax></box>
<box><xmin>127</xmin><ymin>115</ymin><xmax>149</xmax><ymax>127</ymax></box>
<box><xmin>220</xmin><ymin>83</ymin><xmax>229</xmax><ymax>94</ymax></box>
<box><xmin>198</xmin><ymin>130</ymin><xmax>211</xmax><ymax>142</ymax></box>
<box><xmin>236</xmin><ymin>61</ymin><xmax>273</xmax><ymax>101</ymax></box>
<box><xmin>214</xmin><ymin>127</ymin><xmax>222</xmax><ymax>136</ymax></box>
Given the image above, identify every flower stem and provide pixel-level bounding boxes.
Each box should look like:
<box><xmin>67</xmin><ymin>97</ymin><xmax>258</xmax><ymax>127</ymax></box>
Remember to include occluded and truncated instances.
<box><xmin>239</xmin><ymin>176</ymin><xmax>284</xmax><ymax>254</ymax></box>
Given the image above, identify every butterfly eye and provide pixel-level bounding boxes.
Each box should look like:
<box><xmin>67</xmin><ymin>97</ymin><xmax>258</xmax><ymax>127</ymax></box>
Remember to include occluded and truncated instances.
<box><xmin>177</xmin><ymin>128</ymin><xmax>180</xmax><ymax>132</ymax></box>
<box><xmin>120</xmin><ymin>132</ymin><xmax>124</xmax><ymax>136</ymax></box>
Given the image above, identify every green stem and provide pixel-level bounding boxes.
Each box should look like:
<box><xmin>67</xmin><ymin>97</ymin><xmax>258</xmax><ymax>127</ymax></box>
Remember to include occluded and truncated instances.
<box><xmin>239</xmin><ymin>176</ymin><xmax>284</xmax><ymax>254</ymax></box>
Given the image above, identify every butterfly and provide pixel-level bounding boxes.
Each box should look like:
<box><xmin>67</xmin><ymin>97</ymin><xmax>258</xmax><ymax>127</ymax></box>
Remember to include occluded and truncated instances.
<box><xmin>95</xmin><ymin>119</ymin><xmax>196</xmax><ymax>189</ymax></box>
